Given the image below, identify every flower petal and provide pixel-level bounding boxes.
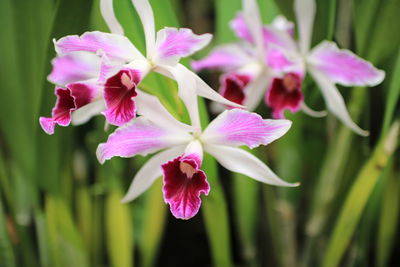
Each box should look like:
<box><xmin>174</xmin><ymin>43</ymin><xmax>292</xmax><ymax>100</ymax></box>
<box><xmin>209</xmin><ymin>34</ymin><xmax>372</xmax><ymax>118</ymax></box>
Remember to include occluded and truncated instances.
<box><xmin>156</xmin><ymin>64</ymin><xmax>201</xmax><ymax>129</ymax></box>
<box><xmin>308</xmin><ymin>41</ymin><xmax>385</xmax><ymax>86</ymax></box>
<box><xmin>162</xmin><ymin>154</ymin><xmax>209</xmax><ymax>220</ymax></box>
<box><xmin>96</xmin><ymin>117</ymin><xmax>192</xmax><ymax>163</ymax></box>
<box><xmin>103</xmin><ymin>68</ymin><xmax>142</xmax><ymax>126</ymax></box>
<box><xmin>100</xmin><ymin>0</ymin><xmax>124</xmax><ymax>35</ymax></box>
<box><xmin>122</xmin><ymin>145</ymin><xmax>186</xmax><ymax>202</ymax></box>
<box><xmin>202</xmin><ymin>109</ymin><xmax>291</xmax><ymax>148</ymax></box>
<box><xmin>135</xmin><ymin>90</ymin><xmax>194</xmax><ymax>133</ymax></box>
<box><xmin>309</xmin><ymin>67</ymin><xmax>369</xmax><ymax>136</ymax></box>
<box><xmin>219</xmin><ymin>73</ymin><xmax>252</xmax><ymax>106</ymax></box>
<box><xmin>204</xmin><ymin>144</ymin><xmax>299</xmax><ymax>187</ymax></box>
<box><xmin>230</xmin><ymin>12</ymin><xmax>253</xmax><ymax>43</ymax></box>
<box><xmin>271</xmin><ymin>15</ymin><xmax>294</xmax><ymax>36</ymax></box>
<box><xmin>39</xmin><ymin>87</ymin><xmax>75</xmax><ymax>134</ymax></box>
<box><xmin>243</xmin><ymin>0</ymin><xmax>265</xmax><ymax>58</ymax></box>
<box><xmin>265</xmin><ymin>73</ymin><xmax>304</xmax><ymax>118</ymax></box>
<box><xmin>294</xmin><ymin>0</ymin><xmax>316</xmax><ymax>53</ymax></box>
<box><xmin>191</xmin><ymin>43</ymin><xmax>252</xmax><ymax>72</ymax></box>
<box><xmin>131</xmin><ymin>0</ymin><xmax>156</xmax><ymax>58</ymax></box>
<box><xmin>55</xmin><ymin>31</ymin><xmax>143</xmax><ymax>62</ymax></box>
<box><xmin>72</xmin><ymin>99</ymin><xmax>106</xmax><ymax>125</ymax></box>
<box><xmin>154</xmin><ymin>27</ymin><xmax>212</xmax><ymax>66</ymax></box>
<box><xmin>301</xmin><ymin>102</ymin><xmax>327</xmax><ymax>118</ymax></box>
<box><xmin>244</xmin><ymin>70</ymin><xmax>272</xmax><ymax>111</ymax></box>
<box><xmin>48</xmin><ymin>52</ymin><xmax>101</xmax><ymax>86</ymax></box>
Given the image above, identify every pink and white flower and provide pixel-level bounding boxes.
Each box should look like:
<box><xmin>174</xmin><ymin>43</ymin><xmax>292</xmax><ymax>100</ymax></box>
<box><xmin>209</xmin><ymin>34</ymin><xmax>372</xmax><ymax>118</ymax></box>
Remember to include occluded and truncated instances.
<box><xmin>97</xmin><ymin>91</ymin><xmax>298</xmax><ymax>220</ymax></box>
<box><xmin>193</xmin><ymin>0</ymin><xmax>385</xmax><ymax>136</ymax></box>
<box><xmin>40</xmin><ymin>0</ymin><xmax>241</xmax><ymax>134</ymax></box>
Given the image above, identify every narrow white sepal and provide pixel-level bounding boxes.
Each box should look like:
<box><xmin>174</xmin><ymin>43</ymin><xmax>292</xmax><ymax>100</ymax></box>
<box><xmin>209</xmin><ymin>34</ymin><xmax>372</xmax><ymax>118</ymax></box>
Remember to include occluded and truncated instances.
<box><xmin>244</xmin><ymin>70</ymin><xmax>271</xmax><ymax>111</ymax></box>
<box><xmin>294</xmin><ymin>0</ymin><xmax>316</xmax><ymax>53</ymax></box>
<box><xmin>204</xmin><ymin>144</ymin><xmax>299</xmax><ymax>187</ymax></box>
<box><xmin>301</xmin><ymin>102</ymin><xmax>327</xmax><ymax>118</ymax></box>
<box><xmin>131</xmin><ymin>0</ymin><xmax>156</xmax><ymax>58</ymax></box>
<box><xmin>100</xmin><ymin>0</ymin><xmax>124</xmax><ymax>35</ymax></box>
<box><xmin>135</xmin><ymin>89</ymin><xmax>194</xmax><ymax>133</ymax></box>
<box><xmin>309</xmin><ymin>67</ymin><xmax>369</xmax><ymax>136</ymax></box>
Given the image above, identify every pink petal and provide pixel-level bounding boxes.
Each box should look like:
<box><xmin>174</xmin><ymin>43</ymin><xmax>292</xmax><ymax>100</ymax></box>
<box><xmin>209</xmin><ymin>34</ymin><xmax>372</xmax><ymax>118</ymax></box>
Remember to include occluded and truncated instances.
<box><xmin>39</xmin><ymin>88</ymin><xmax>76</xmax><ymax>135</ymax></box>
<box><xmin>219</xmin><ymin>73</ymin><xmax>252</xmax><ymax>107</ymax></box>
<box><xmin>271</xmin><ymin>16</ymin><xmax>295</xmax><ymax>36</ymax></box>
<box><xmin>201</xmin><ymin>109</ymin><xmax>292</xmax><ymax>148</ymax></box>
<box><xmin>308</xmin><ymin>41</ymin><xmax>385</xmax><ymax>86</ymax></box>
<box><xmin>265</xmin><ymin>73</ymin><xmax>304</xmax><ymax>118</ymax></box>
<box><xmin>55</xmin><ymin>31</ymin><xmax>141</xmax><ymax>62</ymax></box>
<box><xmin>48</xmin><ymin>52</ymin><xmax>100</xmax><ymax>85</ymax></box>
<box><xmin>103</xmin><ymin>69</ymin><xmax>141</xmax><ymax>126</ymax></box>
<box><xmin>96</xmin><ymin>117</ymin><xmax>192</xmax><ymax>163</ymax></box>
<box><xmin>266</xmin><ymin>47</ymin><xmax>295</xmax><ymax>72</ymax></box>
<box><xmin>191</xmin><ymin>44</ymin><xmax>251</xmax><ymax>72</ymax></box>
<box><xmin>154</xmin><ymin>28</ymin><xmax>212</xmax><ymax>66</ymax></box>
<box><xmin>162</xmin><ymin>153</ymin><xmax>210</xmax><ymax>220</ymax></box>
<box><xmin>39</xmin><ymin>83</ymin><xmax>98</xmax><ymax>134</ymax></box>
<box><xmin>230</xmin><ymin>13</ymin><xmax>253</xmax><ymax>43</ymax></box>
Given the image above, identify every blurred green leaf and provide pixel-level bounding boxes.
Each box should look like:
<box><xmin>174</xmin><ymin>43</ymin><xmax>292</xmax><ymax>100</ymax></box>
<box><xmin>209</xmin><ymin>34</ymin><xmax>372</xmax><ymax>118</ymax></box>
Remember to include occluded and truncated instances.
<box><xmin>106</xmin><ymin>190</ymin><xmax>134</xmax><ymax>267</ymax></box>
<box><xmin>322</xmin><ymin>122</ymin><xmax>399</xmax><ymax>267</ymax></box>
<box><xmin>0</xmin><ymin>194</ymin><xmax>16</xmax><ymax>267</ymax></box>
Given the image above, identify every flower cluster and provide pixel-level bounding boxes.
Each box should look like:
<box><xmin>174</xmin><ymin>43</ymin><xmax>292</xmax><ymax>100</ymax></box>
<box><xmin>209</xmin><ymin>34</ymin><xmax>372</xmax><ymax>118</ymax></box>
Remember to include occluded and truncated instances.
<box><xmin>39</xmin><ymin>0</ymin><xmax>383</xmax><ymax>219</ymax></box>
<box><xmin>192</xmin><ymin>0</ymin><xmax>384</xmax><ymax>136</ymax></box>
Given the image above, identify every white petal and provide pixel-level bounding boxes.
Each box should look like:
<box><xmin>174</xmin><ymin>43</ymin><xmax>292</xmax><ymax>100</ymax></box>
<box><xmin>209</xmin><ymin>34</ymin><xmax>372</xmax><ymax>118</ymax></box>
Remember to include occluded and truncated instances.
<box><xmin>122</xmin><ymin>145</ymin><xmax>186</xmax><ymax>202</ymax></box>
<box><xmin>204</xmin><ymin>144</ymin><xmax>299</xmax><ymax>187</ymax></box>
<box><xmin>193</xmin><ymin>69</ymin><xmax>245</xmax><ymax>109</ymax></box>
<box><xmin>72</xmin><ymin>99</ymin><xmax>106</xmax><ymax>125</ymax></box>
<box><xmin>100</xmin><ymin>0</ymin><xmax>124</xmax><ymax>35</ymax></box>
<box><xmin>131</xmin><ymin>0</ymin><xmax>156</xmax><ymax>58</ymax></box>
<box><xmin>301</xmin><ymin>102</ymin><xmax>327</xmax><ymax>118</ymax></box>
<box><xmin>242</xmin><ymin>0</ymin><xmax>265</xmax><ymax>58</ymax></box>
<box><xmin>135</xmin><ymin>89</ymin><xmax>194</xmax><ymax>133</ymax></box>
<box><xmin>309</xmin><ymin>67</ymin><xmax>369</xmax><ymax>136</ymax></box>
<box><xmin>294</xmin><ymin>0</ymin><xmax>316</xmax><ymax>53</ymax></box>
<box><xmin>156</xmin><ymin>64</ymin><xmax>201</xmax><ymax>130</ymax></box>
<box><xmin>244</xmin><ymin>70</ymin><xmax>271</xmax><ymax>111</ymax></box>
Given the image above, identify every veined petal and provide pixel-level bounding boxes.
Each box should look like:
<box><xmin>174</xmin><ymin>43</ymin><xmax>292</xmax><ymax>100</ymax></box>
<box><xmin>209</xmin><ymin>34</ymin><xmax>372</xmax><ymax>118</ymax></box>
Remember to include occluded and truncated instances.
<box><xmin>309</xmin><ymin>67</ymin><xmax>369</xmax><ymax>136</ymax></box>
<box><xmin>40</xmin><ymin>82</ymin><xmax>99</xmax><ymax>134</ymax></box>
<box><xmin>48</xmin><ymin>52</ymin><xmax>101</xmax><ymax>86</ymax></box>
<box><xmin>135</xmin><ymin>90</ymin><xmax>194</xmax><ymax>133</ymax></box>
<box><xmin>294</xmin><ymin>0</ymin><xmax>316</xmax><ymax>53</ymax></box>
<box><xmin>219</xmin><ymin>73</ymin><xmax>252</xmax><ymax>107</ymax></box>
<box><xmin>97</xmin><ymin>117</ymin><xmax>192</xmax><ymax>163</ymax></box>
<box><xmin>162</xmin><ymin>140</ymin><xmax>209</xmax><ymax>220</ymax></box>
<box><xmin>122</xmin><ymin>145</ymin><xmax>186</xmax><ymax>202</ymax></box>
<box><xmin>244</xmin><ymin>70</ymin><xmax>272</xmax><ymax>111</ymax></box>
<box><xmin>308</xmin><ymin>41</ymin><xmax>385</xmax><ymax>86</ymax></box>
<box><xmin>131</xmin><ymin>0</ymin><xmax>156</xmax><ymax>58</ymax></box>
<box><xmin>154</xmin><ymin>27</ymin><xmax>212</xmax><ymax>66</ymax></box>
<box><xmin>55</xmin><ymin>31</ymin><xmax>143</xmax><ymax>62</ymax></box>
<box><xmin>204</xmin><ymin>144</ymin><xmax>299</xmax><ymax>187</ymax></box>
<box><xmin>102</xmin><ymin>61</ymin><xmax>151</xmax><ymax>126</ymax></box>
<box><xmin>201</xmin><ymin>109</ymin><xmax>292</xmax><ymax>148</ymax></box>
<box><xmin>100</xmin><ymin>0</ymin><xmax>124</xmax><ymax>35</ymax></box>
<box><xmin>191</xmin><ymin>43</ymin><xmax>252</xmax><ymax>72</ymax></box>
<box><xmin>265</xmin><ymin>72</ymin><xmax>304</xmax><ymax>118</ymax></box>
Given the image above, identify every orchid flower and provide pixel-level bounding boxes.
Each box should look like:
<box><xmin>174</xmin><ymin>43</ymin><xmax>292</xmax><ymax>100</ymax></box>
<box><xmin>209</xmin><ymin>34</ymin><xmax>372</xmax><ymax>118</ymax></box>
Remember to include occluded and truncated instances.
<box><xmin>96</xmin><ymin>90</ymin><xmax>298</xmax><ymax>220</ymax></box>
<box><xmin>193</xmin><ymin>0</ymin><xmax>385</xmax><ymax>136</ymax></box>
<box><xmin>39</xmin><ymin>0</ymin><xmax>241</xmax><ymax>134</ymax></box>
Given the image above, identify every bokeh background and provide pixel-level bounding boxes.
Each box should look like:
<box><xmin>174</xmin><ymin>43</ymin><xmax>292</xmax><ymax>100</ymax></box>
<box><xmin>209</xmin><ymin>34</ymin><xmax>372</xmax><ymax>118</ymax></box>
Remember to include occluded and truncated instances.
<box><xmin>0</xmin><ymin>0</ymin><xmax>399</xmax><ymax>266</ymax></box>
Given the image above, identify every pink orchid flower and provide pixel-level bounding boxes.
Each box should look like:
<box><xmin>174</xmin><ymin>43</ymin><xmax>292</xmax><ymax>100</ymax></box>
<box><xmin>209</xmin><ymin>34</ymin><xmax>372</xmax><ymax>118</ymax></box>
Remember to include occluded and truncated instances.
<box><xmin>40</xmin><ymin>0</ymin><xmax>241</xmax><ymax>134</ymax></box>
<box><xmin>97</xmin><ymin>90</ymin><xmax>298</xmax><ymax>220</ymax></box>
<box><xmin>193</xmin><ymin>0</ymin><xmax>385</xmax><ymax>136</ymax></box>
